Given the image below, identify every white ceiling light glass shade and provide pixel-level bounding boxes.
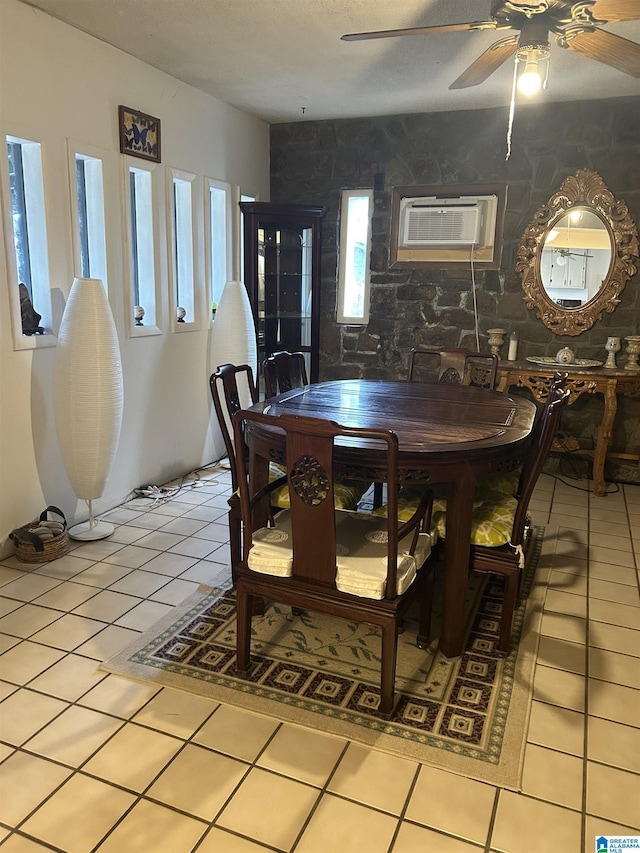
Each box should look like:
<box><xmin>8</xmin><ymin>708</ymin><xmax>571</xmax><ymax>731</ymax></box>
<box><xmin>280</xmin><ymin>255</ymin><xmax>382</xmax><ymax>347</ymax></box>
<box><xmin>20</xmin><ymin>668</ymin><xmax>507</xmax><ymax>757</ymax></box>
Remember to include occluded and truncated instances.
<box><xmin>209</xmin><ymin>280</ymin><xmax>257</xmax><ymax>410</ymax></box>
<box><xmin>516</xmin><ymin>44</ymin><xmax>550</xmax><ymax>96</ymax></box>
<box><xmin>54</xmin><ymin>278</ymin><xmax>124</xmax><ymax>540</ymax></box>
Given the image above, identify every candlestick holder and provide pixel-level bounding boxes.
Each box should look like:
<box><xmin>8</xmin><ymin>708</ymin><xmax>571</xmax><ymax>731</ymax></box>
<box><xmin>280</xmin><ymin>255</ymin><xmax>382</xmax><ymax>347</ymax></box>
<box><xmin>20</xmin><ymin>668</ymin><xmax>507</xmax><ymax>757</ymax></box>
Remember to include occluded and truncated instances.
<box><xmin>624</xmin><ymin>336</ymin><xmax>640</xmax><ymax>371</ymax></box>
<box><xmin>487</xmin><ymin>328</ymin><xmax>506</xmax><ymax>358</ymax></box>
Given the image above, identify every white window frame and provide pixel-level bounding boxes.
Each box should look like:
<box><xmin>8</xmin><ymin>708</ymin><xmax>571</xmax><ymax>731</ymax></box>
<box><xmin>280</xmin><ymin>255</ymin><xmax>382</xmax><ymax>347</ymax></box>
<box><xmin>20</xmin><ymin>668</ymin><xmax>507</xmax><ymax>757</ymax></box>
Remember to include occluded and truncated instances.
<box><xmin>122</xmin><ymin>157</ymin><xmax>162</xmax><ymax>337</ymax></box>
<box><xmin>67</xmin><ymin>141</ymin><xmax>113</xmax><ymax>295</ymax></box>
<box><xmin>1</xmin><ymin>130</ymin><xmax>56</xmax><ymax>350</ymax></box>
<box><xmin>205</xmin><ymin>177</ymin><xmax>232</xmax><ymax>325</ymax></box>
<box><xmin>167</xmin><ymin>167</ymin><xmax>198</xmax><ymax>332</ymax></box>
<box><xmin>337</xmin><ymin>189</ymin><xmax>373</xmax><ymax>325</ymax></box>
<box><xmin>237</xmin><ymin>188</ymin><xmax>257</xmax><ymax>284</ymax></box>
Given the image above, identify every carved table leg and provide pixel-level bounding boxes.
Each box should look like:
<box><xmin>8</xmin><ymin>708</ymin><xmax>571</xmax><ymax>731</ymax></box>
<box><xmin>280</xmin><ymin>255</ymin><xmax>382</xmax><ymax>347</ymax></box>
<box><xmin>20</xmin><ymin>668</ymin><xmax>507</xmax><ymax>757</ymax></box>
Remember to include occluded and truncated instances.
<box><xmin>593</xmin><ymin>381</ymin><xmax>617</xmax><ymax>497</ymax></box>
<box><xmin>497</xmin><ymin>373</ymin><xmax>510</xmax><ymax>393</ymax></box>
<box><xmin>439</xmin><ymin>469</ymin><xmax>475</xmax><ymax>659</ymax></box>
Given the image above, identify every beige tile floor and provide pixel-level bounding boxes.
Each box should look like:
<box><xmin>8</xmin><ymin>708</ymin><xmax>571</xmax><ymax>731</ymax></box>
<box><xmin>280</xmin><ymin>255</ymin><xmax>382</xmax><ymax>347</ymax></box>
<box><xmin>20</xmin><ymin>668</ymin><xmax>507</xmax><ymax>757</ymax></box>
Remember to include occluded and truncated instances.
<box><xmin>0</xmin><ymin>469</ymin><xmax>638</xmax><ymax>853</ymax></box>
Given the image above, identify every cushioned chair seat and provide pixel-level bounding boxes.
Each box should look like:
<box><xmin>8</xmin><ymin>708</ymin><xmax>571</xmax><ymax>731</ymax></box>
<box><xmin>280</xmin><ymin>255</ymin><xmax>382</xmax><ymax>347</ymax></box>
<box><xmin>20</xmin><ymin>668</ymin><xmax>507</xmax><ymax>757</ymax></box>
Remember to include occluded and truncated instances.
<box><xmin>433</xmin><ymin>491</ymin><xmax>519</xmax><ymax>549</ymax></box>
<box><xmin>268</xmin><ymin>464</ymin><xmax>367</xmax><ymax>512</ymax></box>
<box><xmin>268</xmin><ymin>463</ymin><xmax>289</xmax><ymax>507</ymax></box>
<box><xmin>473</xmin><ymin>471</ymin><xmax>520</xmax><ymax>499</ymax></box>
<box><xmin>373</xmin><ymin>485</ymin><xmax>445</xmax><ymax>540</ymax></box>
<box><xmin>376</xmin><ymin>483</ymin><xmax>518</xmax><ymax>551</ymax></box>
<box><xmin>248</xmin><ymin>509</ymin><xmax>432</xmax><ymax>599</ymax></box>
<box><xmin>377</xmin><ymin>475</ymin><xmax>519</xmax><ymax>532</ymax></box>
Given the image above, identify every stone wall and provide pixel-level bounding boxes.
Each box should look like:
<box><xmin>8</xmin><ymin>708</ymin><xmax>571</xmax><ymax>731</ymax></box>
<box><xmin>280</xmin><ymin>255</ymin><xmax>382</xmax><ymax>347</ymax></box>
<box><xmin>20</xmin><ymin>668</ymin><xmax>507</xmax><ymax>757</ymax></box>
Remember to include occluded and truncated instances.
<box><xmin>270</xmin><ymin>96</ymin><xmax>640</xmax><ymax>484</ymax></box>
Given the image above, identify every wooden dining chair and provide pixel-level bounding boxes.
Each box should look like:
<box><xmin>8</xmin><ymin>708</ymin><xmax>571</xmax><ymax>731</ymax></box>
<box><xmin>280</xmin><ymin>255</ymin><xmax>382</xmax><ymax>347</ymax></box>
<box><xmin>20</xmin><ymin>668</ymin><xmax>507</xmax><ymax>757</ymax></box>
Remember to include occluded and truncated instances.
<box><xmin>232</xmin><ymin>409</ymin><xmax>436</xmax><ymax>719</ymax></box>
<box><xmin>263</xmin><ymin>349</ymin><xmax>373</xmax><ymax>512</ymax></box>
<box><xmin>209</xmin><ymin>363</ymin><xmax>288</xmax><ymax>578</ymax></box>
<box><xmin>408</xmin><ymin>347</ymin><xmax>498</xmax><ymax>389</ymax></box>
<box><xmin>431</xmin><ymin>375</ymin><xmax>570</xmax><ymax>652</ymax></box>
<box><xmin>209</xmin><ymin>364</ymin><xmax>258</xmax><ymax>577</ymax></box>
<box><xmin>263</xmin><ymin>350</ymin><xmax>309</xmax><ymax>398</ymax></box>
<box><xmin>210</xmin><ymin>363</ymin><xmax>367</xmax><ymax>577</ymax></box>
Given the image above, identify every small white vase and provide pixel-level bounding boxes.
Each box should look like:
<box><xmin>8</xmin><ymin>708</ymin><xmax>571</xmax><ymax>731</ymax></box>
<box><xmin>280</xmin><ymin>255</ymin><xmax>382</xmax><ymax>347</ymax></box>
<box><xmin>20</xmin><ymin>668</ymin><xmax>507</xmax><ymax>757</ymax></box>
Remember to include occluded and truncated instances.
<box><xmin>604</xmin><ymin>336</ymin><xmax>621</xmax><ymax>369</ymax></box>
<box><xmin>555</xmin><ymin>347</ymin><xmax>575</xmax><ymax>365</ymax></box>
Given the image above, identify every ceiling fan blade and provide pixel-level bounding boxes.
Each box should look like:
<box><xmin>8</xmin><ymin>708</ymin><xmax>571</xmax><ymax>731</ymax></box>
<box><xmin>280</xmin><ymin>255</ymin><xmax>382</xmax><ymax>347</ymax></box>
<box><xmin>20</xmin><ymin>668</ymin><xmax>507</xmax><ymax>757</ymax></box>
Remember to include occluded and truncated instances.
<box><xmin>589</xmin><ymin>0</ymin><xmax>640</xmax><ymax>22</ymax></box>
<box><xmin>566</xmin><ymin>27</ymin><xmax>640</xmax><ymax>77</ymax></box>
<box><xmin>449</xmin><ymin>36</ymin><xmax>519</xmax><ymax>89</ymax></box>
<box><xmin>341</xmin><ymin>20</ymin><xmax>497</xmax><ymax>41</ymax></box>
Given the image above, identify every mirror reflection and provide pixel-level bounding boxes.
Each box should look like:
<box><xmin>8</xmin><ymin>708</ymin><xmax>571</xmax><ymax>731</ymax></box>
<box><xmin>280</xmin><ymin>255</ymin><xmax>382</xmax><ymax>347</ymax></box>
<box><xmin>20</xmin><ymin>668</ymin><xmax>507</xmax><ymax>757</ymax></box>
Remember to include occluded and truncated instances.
<box><xmin>540</xmin><ymin>209</ymin><xmax>612</xmax><ymax>308</ymax></box>
<box><xmin>517</xmin><ymin>169</ymin><xmax>639</xmax><ymax>336</ymax></box>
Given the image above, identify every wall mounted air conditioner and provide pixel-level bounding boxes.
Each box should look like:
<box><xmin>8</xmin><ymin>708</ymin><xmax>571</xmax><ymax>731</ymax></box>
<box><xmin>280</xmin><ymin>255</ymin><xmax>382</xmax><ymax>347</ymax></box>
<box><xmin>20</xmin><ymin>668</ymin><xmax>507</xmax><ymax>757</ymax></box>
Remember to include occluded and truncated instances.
<box><xmin>399</xmin><ymin>194</ymin><xmax>498</xmax><ymax>249</ymax></box>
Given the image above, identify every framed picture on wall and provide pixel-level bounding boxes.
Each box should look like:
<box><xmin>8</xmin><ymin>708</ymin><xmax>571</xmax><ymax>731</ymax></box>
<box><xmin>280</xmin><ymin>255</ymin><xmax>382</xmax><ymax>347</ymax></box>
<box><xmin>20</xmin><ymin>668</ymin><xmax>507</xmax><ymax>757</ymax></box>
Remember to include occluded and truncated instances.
<box><xmin>118</xmin><ymin>106</ymin><xmax>161</xmax><ymax>163</ymax></box>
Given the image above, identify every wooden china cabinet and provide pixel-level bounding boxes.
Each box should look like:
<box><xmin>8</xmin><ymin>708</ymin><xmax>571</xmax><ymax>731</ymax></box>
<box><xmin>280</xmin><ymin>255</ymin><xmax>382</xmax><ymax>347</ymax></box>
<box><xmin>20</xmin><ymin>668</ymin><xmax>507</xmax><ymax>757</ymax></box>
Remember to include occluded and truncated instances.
<box><xmin>240</xmin><ymin>202</ymin><xmax>327</xmax><ymax>387</ymax></box>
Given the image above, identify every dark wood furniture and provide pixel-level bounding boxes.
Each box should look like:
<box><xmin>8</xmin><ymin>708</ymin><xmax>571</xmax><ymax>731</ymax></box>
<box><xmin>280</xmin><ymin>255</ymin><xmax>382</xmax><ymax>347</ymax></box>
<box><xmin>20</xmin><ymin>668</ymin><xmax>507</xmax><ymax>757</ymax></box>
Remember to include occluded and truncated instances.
<box><xmin>497</xmin><ymin>361</ymin><xmax>640</xmax><ymax>497</ymax></box>
<box><xmin>243</xmin><ymin>379</ymin><xmax>538</xmax><ymax>659</ymax></box>
<box><xmin>233</xmin><ymin>410</ymin><xmax>435</xmax><ymax>718</ymax></box>
<box><xmin>263</xmin><ymin>350</ymin><xmax>309</xmax><ymax>398</ymax></box>
<box><xmin>240</xmin><ymin>202</ymin><xmax>327</xmax><ymax>390</ymax></box>
<box><xmin>444</xmin><ymin>377</ymin><xmax>569</xmax><ymax>652</ymax></box>
<box><xmin>408</xmin><ymin>347</ymin><xmax>499</xmax><ymax>389</ymax></box>
<box><xmin>209</xmin><ymin>364</ymin><xmax>259</xmax><ymax>578</ymax></box>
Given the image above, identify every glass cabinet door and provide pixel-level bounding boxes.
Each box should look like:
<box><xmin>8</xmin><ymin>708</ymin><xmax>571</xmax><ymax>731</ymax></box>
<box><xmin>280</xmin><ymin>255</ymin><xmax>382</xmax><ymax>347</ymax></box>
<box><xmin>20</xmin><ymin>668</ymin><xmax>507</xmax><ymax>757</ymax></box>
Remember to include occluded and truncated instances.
<box><xmin>241</xmin><ymin>202</ymin><xmax>326</xmax><ymax>389</ymax></box>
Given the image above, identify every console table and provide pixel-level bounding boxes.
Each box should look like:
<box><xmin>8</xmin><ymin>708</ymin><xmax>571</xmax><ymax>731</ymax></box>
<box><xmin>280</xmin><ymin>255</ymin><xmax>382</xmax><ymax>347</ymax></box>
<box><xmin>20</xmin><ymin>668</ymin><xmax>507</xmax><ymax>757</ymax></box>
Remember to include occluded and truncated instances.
<box><xmin>497</xmin><ymin>362</ymin><xmax>640</xmax><ymax>497</ymax></box>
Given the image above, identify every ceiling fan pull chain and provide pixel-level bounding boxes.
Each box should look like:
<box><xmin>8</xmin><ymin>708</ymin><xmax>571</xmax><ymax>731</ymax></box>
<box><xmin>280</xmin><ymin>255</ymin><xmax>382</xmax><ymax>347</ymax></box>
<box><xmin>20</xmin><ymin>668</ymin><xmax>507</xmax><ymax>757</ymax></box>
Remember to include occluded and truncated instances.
<box><xmin>506</xmin><ymin>57</ymin><xmax>519</xmax><ymax>160</ymax></box>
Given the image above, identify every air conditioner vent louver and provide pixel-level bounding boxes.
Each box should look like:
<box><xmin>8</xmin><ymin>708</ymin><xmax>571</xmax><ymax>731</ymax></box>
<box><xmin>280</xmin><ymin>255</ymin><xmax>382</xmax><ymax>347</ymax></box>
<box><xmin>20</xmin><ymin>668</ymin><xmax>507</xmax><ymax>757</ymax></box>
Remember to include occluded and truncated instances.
<box><xmin>406</xmin><ymin>207</ymin><xmax>479</xmax><ymax>246</ymax></box>
<box><xmin>398</xmin><ymin>194</ymin><xmax>499</xmax><ymax>249</ymax></box>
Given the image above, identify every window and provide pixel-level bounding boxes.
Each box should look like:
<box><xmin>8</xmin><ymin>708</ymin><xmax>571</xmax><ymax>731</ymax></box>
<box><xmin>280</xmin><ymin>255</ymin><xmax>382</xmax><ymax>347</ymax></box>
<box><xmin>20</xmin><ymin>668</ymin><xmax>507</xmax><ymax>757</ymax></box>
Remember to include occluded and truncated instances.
<box><xmin>169</xmin><ymin>169</ymin><xmax>196</xmax><ymax>329</ymax></box>
<box><xmin>3</xmin><ymin>134</ymin><xmax>54</xmax><ymax>348</ymax></box>
<box><xmin>239</xmin><ymin>191</ymin><xmax>256</xmax><ymax>286</ymax></box>
<box><xmin>71</xmin><ymin>149</ymin><xmax>108</xmax><ymax>288</ymax></box>
<box><xmin>337</xmin><ymin>189</ymin><xmax>373</xmax><ymax>324</ymax></box>
<box><xmin>206</xmin><ymin>178</ymin><xmax>231</xmax><ymax>321</ymax></box>
<box><xmin>125</xmin><ymin>161</ymin><xmax>159</xmax><ymax>332</ymax></box>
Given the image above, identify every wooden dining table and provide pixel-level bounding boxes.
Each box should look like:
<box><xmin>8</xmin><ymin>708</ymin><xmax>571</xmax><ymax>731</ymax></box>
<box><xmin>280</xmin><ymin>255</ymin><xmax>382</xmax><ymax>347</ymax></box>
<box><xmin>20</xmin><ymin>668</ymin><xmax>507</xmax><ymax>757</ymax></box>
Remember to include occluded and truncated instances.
<box><xmin>245</xmin><ymin>379</ymin><xmax>538</xmax><ymax>659</ymax></box>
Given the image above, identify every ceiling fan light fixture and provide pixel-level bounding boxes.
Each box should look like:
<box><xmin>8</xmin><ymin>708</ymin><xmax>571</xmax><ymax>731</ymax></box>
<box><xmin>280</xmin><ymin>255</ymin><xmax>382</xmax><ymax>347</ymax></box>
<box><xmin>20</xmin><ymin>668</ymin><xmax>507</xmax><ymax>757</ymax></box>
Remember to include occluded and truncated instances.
<box><xmin>516</xmin><ymin>43</ymin><xmax>550</xmax><ymax>95</ymax></box>
<box><xmin>518</xmin><ymin>60</ymin><xmax>543</xmax><ymax>93</ymax></box>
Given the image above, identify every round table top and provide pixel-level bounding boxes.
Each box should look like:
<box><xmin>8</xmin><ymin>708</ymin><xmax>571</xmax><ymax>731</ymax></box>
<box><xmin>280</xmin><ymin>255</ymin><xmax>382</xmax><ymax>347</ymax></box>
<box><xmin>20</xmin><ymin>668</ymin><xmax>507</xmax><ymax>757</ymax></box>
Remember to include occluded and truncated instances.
<box><xmin>250</xmin><ymin>379</ymin><xmax>537</xmax><ymax>470</ymax></box>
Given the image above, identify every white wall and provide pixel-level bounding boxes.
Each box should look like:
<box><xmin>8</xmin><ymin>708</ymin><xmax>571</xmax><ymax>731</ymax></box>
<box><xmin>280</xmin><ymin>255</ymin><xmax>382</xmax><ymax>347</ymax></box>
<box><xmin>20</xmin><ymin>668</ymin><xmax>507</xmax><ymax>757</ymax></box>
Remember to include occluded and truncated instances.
<box><xmin>0</xmin><ymin>0</ymin><xmax>270</xmax><ymax>555</ymax></box>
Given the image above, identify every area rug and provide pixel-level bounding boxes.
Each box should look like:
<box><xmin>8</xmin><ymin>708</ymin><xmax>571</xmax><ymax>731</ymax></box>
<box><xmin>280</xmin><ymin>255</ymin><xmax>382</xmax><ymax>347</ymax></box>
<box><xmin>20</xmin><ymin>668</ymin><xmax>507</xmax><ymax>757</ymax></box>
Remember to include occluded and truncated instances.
<box><xmin>101</xmin><ymin>529</ymin><xmax>546</xmax><ymax>790</ymax></box>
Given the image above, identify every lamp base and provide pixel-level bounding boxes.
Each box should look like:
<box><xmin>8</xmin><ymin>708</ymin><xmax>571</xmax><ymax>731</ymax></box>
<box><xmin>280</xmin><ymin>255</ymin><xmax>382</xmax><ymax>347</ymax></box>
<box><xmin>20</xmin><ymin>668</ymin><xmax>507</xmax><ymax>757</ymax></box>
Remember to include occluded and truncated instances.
<box><xmin>68</xmin><ymin>520</ymin><xmax>115</xmax><ymax>541</ymax></box>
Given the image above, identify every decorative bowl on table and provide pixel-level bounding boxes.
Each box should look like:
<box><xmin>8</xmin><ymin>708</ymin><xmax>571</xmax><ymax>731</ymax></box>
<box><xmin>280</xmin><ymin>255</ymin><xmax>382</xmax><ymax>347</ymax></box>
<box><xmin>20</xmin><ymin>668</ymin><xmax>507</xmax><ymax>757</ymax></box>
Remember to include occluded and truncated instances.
<box><xmin>525</xmin><ymin>356</ymin><xmax>603</xmax><ymax>367</ymax></box>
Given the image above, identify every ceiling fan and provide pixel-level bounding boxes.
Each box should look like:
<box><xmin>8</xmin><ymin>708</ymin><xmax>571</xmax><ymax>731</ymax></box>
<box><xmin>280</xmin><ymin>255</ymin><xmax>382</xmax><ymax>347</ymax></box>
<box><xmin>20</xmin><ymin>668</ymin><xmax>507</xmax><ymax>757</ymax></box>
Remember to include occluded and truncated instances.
<box><xmin>342</xmin><ymin>1</ymin><xmax>640</xmax><ymax>94</ymax></box>
<box><xmin>553</xmin><ymin>247</ymin><xmax>594</xmax><ymax>260</ymax></box>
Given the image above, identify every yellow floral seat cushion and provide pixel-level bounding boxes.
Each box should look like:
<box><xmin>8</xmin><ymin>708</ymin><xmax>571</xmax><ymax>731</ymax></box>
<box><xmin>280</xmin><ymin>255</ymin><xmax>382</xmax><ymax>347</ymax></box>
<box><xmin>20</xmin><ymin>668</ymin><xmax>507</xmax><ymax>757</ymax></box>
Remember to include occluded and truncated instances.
<box><xmin>375</xmin><ymin>483</ymin><xmax>517</xmax><ymax>548</ymax></box>
<box><xmin>433</xmin><ymin>490</ymin><xmax>518</xmax><ymax>548</ymax></box>
<box><xmin>247</xmin><ymin>509</ymin><xmax>432</xmax><ymax>599</ymax></box>
<box><xmin>371</xmin><ymin>486</ymin><xmax>441</xmax><ymax>544</ymax></box>
<box><xmin>269</xmin><ymin>464</ymin><xmax>368</xmax><ymax>511</ymax></box>
<box><xmin>473</xmin><ymin>471</ymin><xmax>520</xmax><ymax>500</ymax></box>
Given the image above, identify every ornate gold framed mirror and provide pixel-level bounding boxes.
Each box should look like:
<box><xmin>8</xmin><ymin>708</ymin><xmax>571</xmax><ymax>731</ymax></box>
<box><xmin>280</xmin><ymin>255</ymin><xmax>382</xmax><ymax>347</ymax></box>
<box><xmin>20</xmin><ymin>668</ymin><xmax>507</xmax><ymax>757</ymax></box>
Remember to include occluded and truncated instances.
<box><xmin>516</xmin><ymin>169</ymin><xmax>639</xmax><ymax>335</ymax></box>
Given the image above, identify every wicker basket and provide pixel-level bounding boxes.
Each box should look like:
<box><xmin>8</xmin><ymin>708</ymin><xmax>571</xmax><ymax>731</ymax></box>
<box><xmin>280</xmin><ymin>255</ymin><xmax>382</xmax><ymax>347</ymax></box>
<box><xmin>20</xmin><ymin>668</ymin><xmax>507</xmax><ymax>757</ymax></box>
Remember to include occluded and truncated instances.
<box><xmin>10</xmin><ymin>505</ymin><xmax>70</xmax><ymax>564</ymax></box>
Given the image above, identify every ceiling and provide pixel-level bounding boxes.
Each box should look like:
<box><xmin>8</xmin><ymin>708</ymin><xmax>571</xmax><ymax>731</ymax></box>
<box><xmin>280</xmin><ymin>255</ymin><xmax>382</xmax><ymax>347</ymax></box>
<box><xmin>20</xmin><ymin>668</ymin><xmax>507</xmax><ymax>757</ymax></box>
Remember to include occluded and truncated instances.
<box><xmin>18</xmin><ymin>0</ymin><xmax>640</xmax><ymax>124</ymax></box>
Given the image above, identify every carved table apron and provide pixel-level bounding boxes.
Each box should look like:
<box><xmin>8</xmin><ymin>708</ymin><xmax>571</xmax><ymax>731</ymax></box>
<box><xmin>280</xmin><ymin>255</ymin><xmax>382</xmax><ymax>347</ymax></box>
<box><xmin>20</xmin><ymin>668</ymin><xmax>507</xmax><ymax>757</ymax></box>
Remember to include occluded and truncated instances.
<box><xmin>497</xmin><ymin>362</ymin><xmax>640</xmax><ymax>497</ymax></box>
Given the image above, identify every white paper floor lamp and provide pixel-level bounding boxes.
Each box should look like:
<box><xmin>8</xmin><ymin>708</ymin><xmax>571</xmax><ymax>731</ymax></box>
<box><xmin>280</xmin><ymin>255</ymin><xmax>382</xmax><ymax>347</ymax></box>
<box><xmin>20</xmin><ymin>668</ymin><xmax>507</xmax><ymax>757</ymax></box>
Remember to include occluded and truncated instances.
<box><xmin>209</xmin><ymin>279</ymin><xmax>257</xmax><ymax>407</ymax></box>
<box><xmin>54</xmin><ymin>278</ymin><xmax>124</xmax><ymax>540</ymax></box>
